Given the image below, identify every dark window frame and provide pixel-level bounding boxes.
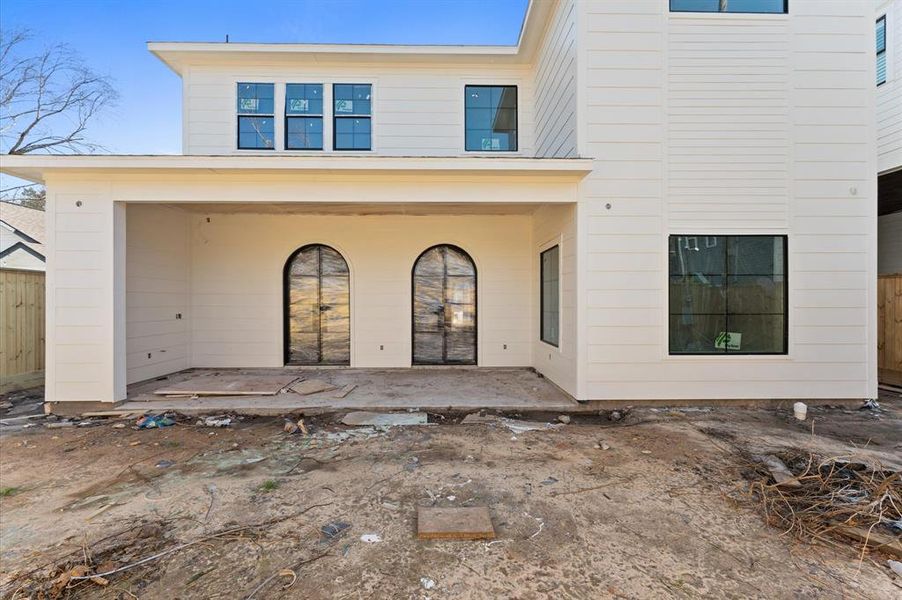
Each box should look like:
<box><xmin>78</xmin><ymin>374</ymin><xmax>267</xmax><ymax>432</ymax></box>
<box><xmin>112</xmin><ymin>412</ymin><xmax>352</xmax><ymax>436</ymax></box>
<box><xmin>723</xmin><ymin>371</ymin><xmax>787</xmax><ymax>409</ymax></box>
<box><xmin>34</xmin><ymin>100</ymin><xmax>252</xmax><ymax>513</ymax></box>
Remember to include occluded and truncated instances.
<box><xmin>670</xmin><ymin>0</ymin><xmax>788</xmax><ymax>14</ymax></box>
<box><xmin>236</xmin><ymin>82</ymin><xmax>275</xmax><ymax>150</ymax></box>
<box><xmin>668</xmin><ymin>234</ymin><xmax>789</xmax><ymax>356</ymax></box>
<box><xmin>285</xmin><ymin>83</ymin><xmax>324</xmax><ymax>151</ymax></box>
<box><xmin>332</xmin><ymin>83</ymin><xmax>372</xmax><ymax>152</ymax></box>
<box><xmin>877</xmin><ymin>15</ymin><xmax>887</xmax><ymax>86</ymax></box>
<box><xmin>540</xmin><ymin>244</ymin><xmax>560</xmax><ymax>348</ymax></box>
<box><xmin>464</xmin><ymin>84</ymin><xmax>519</xmax><ymax>152</ymax></box>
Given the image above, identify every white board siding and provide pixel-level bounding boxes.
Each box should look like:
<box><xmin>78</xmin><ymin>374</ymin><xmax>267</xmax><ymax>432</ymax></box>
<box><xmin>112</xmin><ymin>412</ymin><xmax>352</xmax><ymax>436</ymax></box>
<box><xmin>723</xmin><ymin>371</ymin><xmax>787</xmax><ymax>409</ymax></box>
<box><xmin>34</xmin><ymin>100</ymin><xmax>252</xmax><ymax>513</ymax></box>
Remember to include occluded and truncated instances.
<box><xmin>533</xmin><ymin>0</ymin><xmax>578</xmax><ymax>158</ymax></box>
<box><xmin>578</xmin><ymin>0</ymin><xmax>875</xmax><ymax>400</ymax></box>
<box><xmin>667</xmin><ymin>15</ymin><xmax>790</xmax><ymax>231</ymax></box>
<box><xmin>182</xmin><ymin>63</ymin><xmax>534</xmax><ymax>157</ymax></box>
<box><xmin>877</xmin><ymin>0</ymin><xmax>902</xmax><ymax>174</ymax></box>
<box><xmin>44</xmin><ymin>183</ymin><xmax>126</xmax><ymax>403</ymax></box>
<box><xmin>125</xmin><ymin>205</ymin><xmax>190</xmax><ymax>384</ymax></box>
<box><xmin>532</xmin><ymin>203</ymin><xmax>578</xmax><ymax>397</ymax></box>
<box><xmin>183</xmin><ymin>212</ymin><xmax>533</xmax><ymax>369</ymax></box>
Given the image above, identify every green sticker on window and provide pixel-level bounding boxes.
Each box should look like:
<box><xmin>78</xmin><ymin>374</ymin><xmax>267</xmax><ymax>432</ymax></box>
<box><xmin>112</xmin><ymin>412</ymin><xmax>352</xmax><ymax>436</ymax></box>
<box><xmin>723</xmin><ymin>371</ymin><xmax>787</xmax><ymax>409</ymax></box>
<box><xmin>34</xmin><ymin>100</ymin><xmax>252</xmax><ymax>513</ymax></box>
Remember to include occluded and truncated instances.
<box><xmin>289</xmin><ymin>98</ymin><xmax>309</xmax><ymax>112</ymax></box>
<box><xmin>335</xmin><ymin>99</ymin><xmax>354</xmax><ymax>113</ymax></box>
<box><xmin>714</xmin><ymin>332</ymin><xmax>742</xmax><ymax>351</ymax></box>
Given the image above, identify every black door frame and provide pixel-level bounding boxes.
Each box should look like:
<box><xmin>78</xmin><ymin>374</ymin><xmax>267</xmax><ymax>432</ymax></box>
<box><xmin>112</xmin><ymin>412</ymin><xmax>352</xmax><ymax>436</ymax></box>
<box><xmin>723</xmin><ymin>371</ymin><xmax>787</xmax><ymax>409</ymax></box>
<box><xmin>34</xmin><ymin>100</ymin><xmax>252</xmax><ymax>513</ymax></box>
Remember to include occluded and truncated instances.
<box><xmin>410</xmin><ymin>244</ymin><xmax>478</xmax><ymax>366</ymax></box>
<box><xmin>283</xmin><ymin>244</ymin><xmax>351</xmax><ymax>365</ymax></box>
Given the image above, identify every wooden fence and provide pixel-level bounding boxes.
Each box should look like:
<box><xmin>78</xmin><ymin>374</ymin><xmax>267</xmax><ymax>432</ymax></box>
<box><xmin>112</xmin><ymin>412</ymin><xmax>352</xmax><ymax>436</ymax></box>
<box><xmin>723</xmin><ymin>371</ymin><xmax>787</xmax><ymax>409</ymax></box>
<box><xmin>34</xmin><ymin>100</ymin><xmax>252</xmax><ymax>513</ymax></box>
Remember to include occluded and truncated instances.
<box><xmin>0</xmin><ymin>268</ymin><xmax>45</xmax><ymax>391</ymax></box>
<box><xmin>878</xmin><ymin>274</ymin><xmax>902</xmax><ymax>387</ymax></box>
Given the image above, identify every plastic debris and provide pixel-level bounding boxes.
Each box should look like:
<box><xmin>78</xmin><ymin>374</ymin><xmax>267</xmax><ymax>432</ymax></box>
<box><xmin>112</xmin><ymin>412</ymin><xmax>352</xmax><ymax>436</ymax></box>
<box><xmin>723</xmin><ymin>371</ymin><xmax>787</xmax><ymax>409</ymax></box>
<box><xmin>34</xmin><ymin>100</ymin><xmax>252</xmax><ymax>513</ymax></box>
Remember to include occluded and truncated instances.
<box><xmin>793</xmin><ymin>402</ymin><xmax>807</xmax><ymax>421</ymax></box>
<box><xmin>196</xmin><ymin>416</ymin><xmax>231</xmax><ymax>428</ymax></box>
<box><xmin>155</xmin><ymin>459</ymin><xmax>175</xmax><ymax>469</ymax></box>
<box><xmin>420</xmin><ymin>577</ymin><xmax>436</xmax><ymax>590</ymax></box>
<box><xmin>136</xmin><ymin>415</ymin><xmax>175</xmax><ymax>429</ymax></box>
<box><xmin>360</xmin><ymin>534</ymin><xmax>382</xmax><ymax>543</ymax></box>
<box><xmin>540</xmin><ymin>477</ymin><xmax>558</xmax><ymax>486</ymax></box>
<box><xmin>321</xmin><ymin>521</ymin><xmax>351</xmax><ymax>540</ymax></box>
<box><xmin>888</xmin><ymin>560</ymin><xmax>902</xmax><ymax>577</ymax></box>
<box><xmin>861</xmin><ymin>399</ymin><xmax>880</xmax><ymax>411</ymax></box>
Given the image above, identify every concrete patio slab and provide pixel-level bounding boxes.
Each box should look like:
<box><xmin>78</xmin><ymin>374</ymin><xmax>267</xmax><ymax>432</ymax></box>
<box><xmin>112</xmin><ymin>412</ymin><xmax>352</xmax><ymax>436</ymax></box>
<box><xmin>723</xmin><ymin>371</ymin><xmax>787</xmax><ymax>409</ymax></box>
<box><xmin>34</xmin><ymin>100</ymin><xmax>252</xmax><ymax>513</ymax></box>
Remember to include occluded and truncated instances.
<box><xmin>119</xmin><ymin>367</ymin><xmax>579</xmax><ymax>415</ymax></box>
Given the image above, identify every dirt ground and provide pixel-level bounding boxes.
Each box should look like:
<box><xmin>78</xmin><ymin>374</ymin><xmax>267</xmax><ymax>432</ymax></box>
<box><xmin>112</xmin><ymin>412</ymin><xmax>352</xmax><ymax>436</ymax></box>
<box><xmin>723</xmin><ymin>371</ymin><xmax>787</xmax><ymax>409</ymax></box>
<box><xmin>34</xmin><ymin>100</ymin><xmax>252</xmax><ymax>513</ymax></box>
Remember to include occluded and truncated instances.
<box><xmin>1</xmin><ymin>391</ymin><xmax>900</xmax><ymax>599</ymax></box>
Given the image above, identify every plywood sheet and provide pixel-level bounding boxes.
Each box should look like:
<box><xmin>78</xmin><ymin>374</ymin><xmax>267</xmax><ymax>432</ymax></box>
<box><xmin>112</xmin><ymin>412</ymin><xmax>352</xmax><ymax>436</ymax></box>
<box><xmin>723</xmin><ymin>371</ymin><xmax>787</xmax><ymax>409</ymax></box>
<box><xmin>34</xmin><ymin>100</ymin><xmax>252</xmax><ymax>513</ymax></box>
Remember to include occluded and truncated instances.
<box><xmin>417</xmin><ymin>506</ymin><xmax>495</xmax><ymax>540</ymax></box>
<box><xmin>154</xmin><ymin>374</ymin><xmax>298</xmax><ymax>396</ymax></box>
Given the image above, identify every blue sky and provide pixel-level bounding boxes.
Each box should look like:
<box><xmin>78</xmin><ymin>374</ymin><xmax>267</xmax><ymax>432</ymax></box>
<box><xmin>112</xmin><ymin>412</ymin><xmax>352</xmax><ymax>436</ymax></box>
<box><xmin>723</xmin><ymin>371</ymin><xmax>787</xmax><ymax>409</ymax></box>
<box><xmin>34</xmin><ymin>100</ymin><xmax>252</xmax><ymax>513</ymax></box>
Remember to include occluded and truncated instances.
<box><xmin>1</xmin><ymin>0</ymin><xmax>528</xmax><ymax>155</ymax></box>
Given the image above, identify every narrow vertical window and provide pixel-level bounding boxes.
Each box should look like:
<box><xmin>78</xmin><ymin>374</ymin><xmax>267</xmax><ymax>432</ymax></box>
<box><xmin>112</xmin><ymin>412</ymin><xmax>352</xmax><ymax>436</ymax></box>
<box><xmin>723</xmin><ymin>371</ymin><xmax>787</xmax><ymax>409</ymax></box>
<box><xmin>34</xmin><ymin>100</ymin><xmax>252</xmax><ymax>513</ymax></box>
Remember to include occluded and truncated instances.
<box><xmin>333</xmin><ymin>84</ymin><xmax>372</xmax><ymax>151</ymax></box>
<box><xmin>237</xmin><ymin>83</ymin><xmax>274</xmax><ymax>150</ymax></box>
<box><xmin>541</xmin><ymin>245</ymin><xmax>560</xmax><ymax>347</ymax></box>
<box><xmin>285</xmin><ymin>84</ymin><xmax>323</xmax><ymax>150</ymax></box>
<box><xmin>465</xmin><ymin>85</ymin><xmax>518</xmax><ymax>152</ymax></box>
<box><xmin>877</xmin><ymin>16</ymin><xmax>887</xmax><ymax>86</ymax></box>
<box><xmin>669</xmin><ymin>235</ymin><xmax>787</xmax><ymax>355</ymax></box>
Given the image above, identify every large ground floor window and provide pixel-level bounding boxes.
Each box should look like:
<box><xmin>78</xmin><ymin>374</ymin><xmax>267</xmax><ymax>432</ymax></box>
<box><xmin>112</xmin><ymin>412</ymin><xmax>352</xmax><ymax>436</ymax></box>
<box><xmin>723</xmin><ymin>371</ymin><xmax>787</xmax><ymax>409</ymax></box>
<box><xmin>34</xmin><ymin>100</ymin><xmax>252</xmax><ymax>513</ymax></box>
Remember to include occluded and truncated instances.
<box><xmin>669</xmin><ymin>235</ymin><xmax>787</xmax><ymax>355</ymax></box>
<box><xmin>540</xmin><ymin>245</ymin><xmax>560</xmax><ymax>347</ymax></box>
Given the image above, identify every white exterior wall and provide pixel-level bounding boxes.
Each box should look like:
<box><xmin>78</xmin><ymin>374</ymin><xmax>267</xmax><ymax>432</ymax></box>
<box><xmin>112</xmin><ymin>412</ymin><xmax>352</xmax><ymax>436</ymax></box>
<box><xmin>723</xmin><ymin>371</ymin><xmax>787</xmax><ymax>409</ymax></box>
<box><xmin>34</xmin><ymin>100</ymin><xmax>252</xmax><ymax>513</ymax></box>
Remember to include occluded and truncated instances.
<box><xmin>121</xmin><ymin>210</ymin><xmax>535</xmax><ymax>370</ymax></box>
<box><xmin>125</xmin><ymin>204</ymin><xmax>190</xmax><ymax>384</ymax></box>
<box><xmin>532</xmin><ymin>203</ymin><xmax>578</xmax><ymax>395</ymax></box>
<box><xmin>182</xmin><ymin>63</ymin><xmax>534</xmax><ymax>157</ymax></box>
<box><xmin>877</xmin><ymin>0</ymin><xmax>902</xmax><ymax>173</ymax></box>
<box><xmin>43</xmin><ymin>180</ymin><xmax>126</xmax><ymax>403</ymax></box>
<box><xmin>576</xmin><ymin>0</ymin><xmax>877</xmax><ymax>400</ymax></box>
<box><xmin>533</xmin><ymin>0</ymin><xmax>578</xmax><ymax>158</ymax></box>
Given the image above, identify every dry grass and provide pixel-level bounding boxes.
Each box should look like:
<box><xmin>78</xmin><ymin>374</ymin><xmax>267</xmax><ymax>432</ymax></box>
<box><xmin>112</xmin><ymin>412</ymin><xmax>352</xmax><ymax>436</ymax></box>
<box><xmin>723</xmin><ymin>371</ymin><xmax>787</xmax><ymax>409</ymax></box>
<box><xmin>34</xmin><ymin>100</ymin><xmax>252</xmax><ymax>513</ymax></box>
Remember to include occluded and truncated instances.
<box><xmin>739</xmin><ymin>450</ymin><xmax>901</xmax><ymax>558</ymax></box>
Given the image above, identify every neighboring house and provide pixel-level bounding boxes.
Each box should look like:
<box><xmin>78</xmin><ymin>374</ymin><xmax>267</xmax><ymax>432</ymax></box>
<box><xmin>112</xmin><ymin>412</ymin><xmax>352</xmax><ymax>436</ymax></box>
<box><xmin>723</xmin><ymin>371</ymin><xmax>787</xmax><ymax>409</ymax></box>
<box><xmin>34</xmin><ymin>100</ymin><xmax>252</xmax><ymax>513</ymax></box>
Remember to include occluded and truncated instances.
<box><xmin>0</xmin><ymin>0</ymin><xmax>883</xmax><ymax>408</ymax></box>
<box><xmin>0</xmin><ymin>201</ymin><xmax>45</xmax><ymax>271</ymax></box>
<box><xmin>878</xmin><ymin>0</ymin><xmax>902</xmax><ymax>275</ymax></box>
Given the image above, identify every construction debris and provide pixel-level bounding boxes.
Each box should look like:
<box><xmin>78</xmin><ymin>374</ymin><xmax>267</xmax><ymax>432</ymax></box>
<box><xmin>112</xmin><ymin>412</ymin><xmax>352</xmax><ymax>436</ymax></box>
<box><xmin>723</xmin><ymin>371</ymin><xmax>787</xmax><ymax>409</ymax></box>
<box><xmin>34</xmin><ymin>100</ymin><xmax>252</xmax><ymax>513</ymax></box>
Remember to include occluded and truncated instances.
<box><xmin>755</xmin><ymin>455</ymin><xmax>802</xmax><ymax>489</ymax></box>
<box><xmin>334</xmin><ymin>383</ymin><xmax>357</xmax><ymax>398</ymax></box>
<box><xmin>136</xmin><ymin>414</ymin><xmax>175</xmax><ymax>429</ymax></box>
<box><xmin>360</xmin><ymin>534</ymin><xmax>382</xmax><ymax>543</ymax></box>
<box><xmin>460</xmin><ymin>413</ymin><xmax>561</xmax><ymax>434</ymax></box>
<box><xmin>341</xmin><ymin>411</ymin><xmax>427</xmax><ymax>427</ymax></box>
<box><xmin>154</xmin><ymin>374</ymin><xmax>298</xmax><ymax>397</ymax></box>
<box><xmin>290</xmin><ymin>379</ymin><xmax>338</xmax><ymax>396</ymax></box>
<box><xmin>741</xmin><ymin>451</ymin><xmax>902</xmax><ymax>556</ymax></box>
<box><xmin>417</xmin><ymin>506</ymin><xmax>495</xmax><ymax>540</ymax></box>
<box><xmin>196</xmin><ymin>416</ymin><xmax>232</xmax><ymax>428</ymax></box>
<box><xmin>321</xmin><ymin>521</ymin><xmax>351</xmax><ymax>540</ymax></box>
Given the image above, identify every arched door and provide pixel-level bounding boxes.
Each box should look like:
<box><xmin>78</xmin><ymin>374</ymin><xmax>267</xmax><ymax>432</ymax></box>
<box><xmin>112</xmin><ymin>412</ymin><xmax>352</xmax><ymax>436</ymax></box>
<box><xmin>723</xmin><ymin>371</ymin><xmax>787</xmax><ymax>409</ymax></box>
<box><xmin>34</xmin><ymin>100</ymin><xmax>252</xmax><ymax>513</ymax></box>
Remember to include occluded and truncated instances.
<box><xmin>284</xmin><ymin>245</ymin><xmax>350</xmax><ymax>365</ymax></box>
<box><xmin>412</xmin><ymin>245</ymin><xmax>477</xmax><ymax>365</ymax></box>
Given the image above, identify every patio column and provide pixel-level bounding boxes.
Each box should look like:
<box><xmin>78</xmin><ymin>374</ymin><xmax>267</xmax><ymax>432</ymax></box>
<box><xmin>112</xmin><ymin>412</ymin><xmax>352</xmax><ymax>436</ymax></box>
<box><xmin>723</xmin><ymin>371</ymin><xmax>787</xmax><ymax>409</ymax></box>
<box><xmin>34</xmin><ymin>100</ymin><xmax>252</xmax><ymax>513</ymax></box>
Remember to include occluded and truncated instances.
<box><xmin>45</xmin><ymin>182</ymin><xmax>127</xmax><ymax>405</ymax></box>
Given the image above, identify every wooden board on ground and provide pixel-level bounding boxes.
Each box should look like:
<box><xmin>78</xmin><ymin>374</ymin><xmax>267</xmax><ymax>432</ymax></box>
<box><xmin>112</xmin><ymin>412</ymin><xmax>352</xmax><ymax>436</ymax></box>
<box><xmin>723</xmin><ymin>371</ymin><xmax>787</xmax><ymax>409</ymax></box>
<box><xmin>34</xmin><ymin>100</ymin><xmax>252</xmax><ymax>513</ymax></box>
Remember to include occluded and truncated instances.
<box><xmin>289</xmin><ymin>379</ymin><xmax>338</xmax><ymax>396</ymax></box>
<box><xmin>334</xmin><ymin>383</ymin><xmax>357</xmax><ymax>398</ymax></box>
<box><xmin>154</xmin><ymin>374</ymin><xmax>298</xmax><ymax>396</ymax></box>
<box><xmin>417</xmin><ymin>506</ymin><xmax>495</xmax><ymax>540</ymax></box>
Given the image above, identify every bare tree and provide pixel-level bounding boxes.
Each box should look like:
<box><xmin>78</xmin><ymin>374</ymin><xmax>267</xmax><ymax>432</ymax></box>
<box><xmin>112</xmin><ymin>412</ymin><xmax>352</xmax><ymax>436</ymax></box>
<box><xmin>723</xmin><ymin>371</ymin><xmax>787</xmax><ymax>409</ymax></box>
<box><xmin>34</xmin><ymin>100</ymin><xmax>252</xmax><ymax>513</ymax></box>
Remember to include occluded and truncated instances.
<box><xmin>0</xmin><ymin>28</ymin><xmax>118</xmax><ymax>155</ymax></box>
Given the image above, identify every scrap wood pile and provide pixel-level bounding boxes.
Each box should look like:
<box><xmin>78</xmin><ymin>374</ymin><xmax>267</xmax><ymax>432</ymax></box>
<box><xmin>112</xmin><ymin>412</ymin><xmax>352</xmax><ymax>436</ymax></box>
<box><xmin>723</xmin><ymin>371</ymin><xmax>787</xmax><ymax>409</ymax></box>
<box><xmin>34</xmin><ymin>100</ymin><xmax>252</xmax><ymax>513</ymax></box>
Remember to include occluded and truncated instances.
<box><xmin>737</xmin><ymin>449</ymin><xmax>902</xmax><ymax>558</ymax></box>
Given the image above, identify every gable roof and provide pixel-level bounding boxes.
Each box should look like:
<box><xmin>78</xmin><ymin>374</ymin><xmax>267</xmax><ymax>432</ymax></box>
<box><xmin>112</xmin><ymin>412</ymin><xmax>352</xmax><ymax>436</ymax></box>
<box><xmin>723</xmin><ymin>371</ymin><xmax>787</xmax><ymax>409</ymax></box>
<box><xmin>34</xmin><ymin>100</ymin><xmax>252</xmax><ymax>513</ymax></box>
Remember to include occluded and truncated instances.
<box><xmin>0</xmin><ymin>201</ymin><xmax>46</xmax><ymax>259</ymax></box>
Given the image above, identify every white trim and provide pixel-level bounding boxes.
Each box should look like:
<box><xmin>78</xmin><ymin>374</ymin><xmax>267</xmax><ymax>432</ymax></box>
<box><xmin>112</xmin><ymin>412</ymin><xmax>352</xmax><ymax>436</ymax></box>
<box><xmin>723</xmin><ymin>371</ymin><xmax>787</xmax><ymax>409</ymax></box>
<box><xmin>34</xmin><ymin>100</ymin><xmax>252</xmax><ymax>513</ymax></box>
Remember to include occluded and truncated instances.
<box><xmin>1</xmin><ymin>154</ymin><xmax>593</xmax><ymax>183</ymax></box>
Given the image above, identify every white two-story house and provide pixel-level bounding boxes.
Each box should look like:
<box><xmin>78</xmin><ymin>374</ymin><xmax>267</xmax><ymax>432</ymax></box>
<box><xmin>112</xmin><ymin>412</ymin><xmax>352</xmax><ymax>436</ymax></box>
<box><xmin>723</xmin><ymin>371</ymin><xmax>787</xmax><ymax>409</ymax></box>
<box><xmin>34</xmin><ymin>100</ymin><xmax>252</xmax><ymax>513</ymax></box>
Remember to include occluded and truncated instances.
<box><xmin>0</xmin><ymin>0</ymin><xmax>882</xmax><ymax>410</ymax></box>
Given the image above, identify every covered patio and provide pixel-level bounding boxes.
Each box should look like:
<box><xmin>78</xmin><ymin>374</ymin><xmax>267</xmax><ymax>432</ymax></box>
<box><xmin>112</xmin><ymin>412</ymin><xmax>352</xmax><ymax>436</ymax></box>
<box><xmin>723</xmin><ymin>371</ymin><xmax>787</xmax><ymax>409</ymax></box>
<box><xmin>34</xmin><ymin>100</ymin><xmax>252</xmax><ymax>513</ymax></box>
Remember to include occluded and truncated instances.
<box><xmin>118</xmin><ymin>367</ymin><xmax>579</xmax><ymax>415</ymax></box>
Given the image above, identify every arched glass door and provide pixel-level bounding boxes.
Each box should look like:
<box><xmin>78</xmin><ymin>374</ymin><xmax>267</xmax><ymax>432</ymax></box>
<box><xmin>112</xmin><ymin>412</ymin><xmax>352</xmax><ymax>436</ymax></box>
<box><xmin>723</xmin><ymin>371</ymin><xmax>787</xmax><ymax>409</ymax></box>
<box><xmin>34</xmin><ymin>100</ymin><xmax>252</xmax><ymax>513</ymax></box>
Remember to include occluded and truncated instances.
<box><xmin>284</xmin><ymin>245</ymin><xmax>350</xmax><ymax>365</ymax></box>
<box><xmin>412</xmin><ymin>245</ymin><xmax>477</xmax><ymax>365</ymax></box>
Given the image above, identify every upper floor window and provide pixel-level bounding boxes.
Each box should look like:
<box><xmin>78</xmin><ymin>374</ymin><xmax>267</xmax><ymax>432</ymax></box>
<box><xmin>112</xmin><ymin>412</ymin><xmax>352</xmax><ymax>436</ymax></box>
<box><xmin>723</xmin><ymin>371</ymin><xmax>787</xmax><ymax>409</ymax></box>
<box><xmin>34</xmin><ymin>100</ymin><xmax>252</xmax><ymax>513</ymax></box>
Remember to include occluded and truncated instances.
<box><xmin>465</xmin><ymin>85</ymin><xmax>517</xmax><ymax>152</ymax></box>
<box><xmin>333</xmin><ymin>84</ymin><xmax>372</xmax><ymax>151</ymax></box>
<box><xmin>877</xmin><ymin>16</ymin><xmax>887</xmax><ymax>86</ymax></box>
<box><xmin>669</xmin><ymin>235</ymin><xmax>787</xmax><ymax>355</ymax></box>
<box><xmin>286</xmin><ymin>84</ymin><xmax>323</xmax><ymax>150</ymax></box>
<box><xmin>670</xmin><ymin>0</ymin><xmax>787</xmax><ymax>13</ymax></box>
<box><xmin>237</xmin><ymin>83</ymin><xmax>274</xmax><ymax>150</ymax></box>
